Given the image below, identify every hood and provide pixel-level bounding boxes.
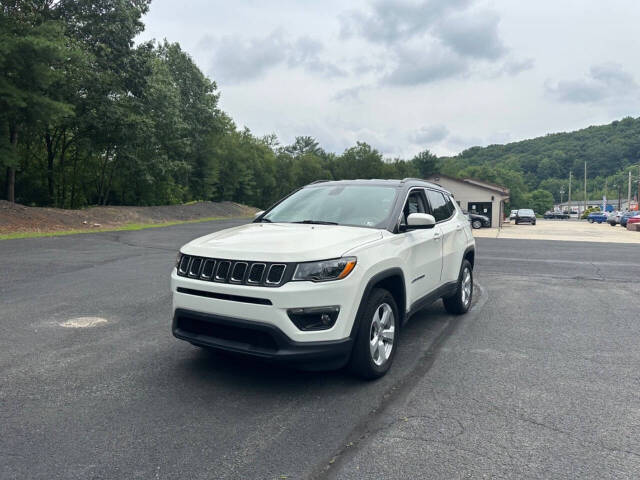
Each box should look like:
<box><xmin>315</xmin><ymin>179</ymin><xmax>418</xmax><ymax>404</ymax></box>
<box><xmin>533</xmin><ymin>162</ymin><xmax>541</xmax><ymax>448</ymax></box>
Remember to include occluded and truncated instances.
<box><xmin>181</xmin><ymin>223</ymin><xmax>384</xmax><ymax>262</ymax></box>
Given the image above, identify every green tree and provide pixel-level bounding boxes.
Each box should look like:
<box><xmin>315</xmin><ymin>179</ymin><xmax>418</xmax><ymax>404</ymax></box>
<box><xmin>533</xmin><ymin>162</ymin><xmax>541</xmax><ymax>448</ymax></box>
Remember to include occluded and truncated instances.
<box><xmin>0</xmin><ymin>2</ymin><xmax>73</xmax><ymax>202</ymax></box>
<box><xmin>527</xmin><ymin>189</ymin><xmax>555</xmax><ymax>214</ymax></box>
<box><xmin>411</xmin><ymin>149</ymin><xmax>439</xmax><ymax>178</ymax></box>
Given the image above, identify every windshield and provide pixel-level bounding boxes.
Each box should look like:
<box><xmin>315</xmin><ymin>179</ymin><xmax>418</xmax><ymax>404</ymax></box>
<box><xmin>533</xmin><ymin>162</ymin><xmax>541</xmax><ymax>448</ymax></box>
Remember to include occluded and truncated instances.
<box><xmin>261</xmin><ymin>185</ymin><xmax>398</xmax><ymax>228</ymax></box>
<box><xmin>519</xmin><ymin>209</ymin><xmax>534</xmax><ymax>215</ymax></box>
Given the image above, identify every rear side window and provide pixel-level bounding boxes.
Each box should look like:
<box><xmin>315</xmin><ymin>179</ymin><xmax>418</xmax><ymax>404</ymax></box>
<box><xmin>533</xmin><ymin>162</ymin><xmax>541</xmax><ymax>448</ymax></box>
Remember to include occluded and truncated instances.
<box><xmin>426</xmin><ymin>190</ymin><xmax>453</xmax><ymax>222</ymax></box>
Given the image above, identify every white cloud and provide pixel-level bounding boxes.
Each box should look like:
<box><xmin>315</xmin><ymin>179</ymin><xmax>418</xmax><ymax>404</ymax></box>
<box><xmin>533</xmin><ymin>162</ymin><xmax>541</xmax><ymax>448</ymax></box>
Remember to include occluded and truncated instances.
<box><xmin>199</xmin><ymin>29</ymin><xmax>345</xmax><ymax>83</ymax></box>
<box><xmin>434</xmin><ymin>10</ymin><xmax>506</xmax><ymax>60</ymax></box>
<box><xmin>546</xmin><ymin>63</ymin><xmax>638</xmax><ymax>103</ymax></box>
<box><xmin>139</xmin><ymin>0</ymin><xmax>640</xmax><ymax>157</ymax></box>
<box><xmin>383</xmin><ymin>47</ymin><xmax>469</xmax><ymax>86</ymax></box>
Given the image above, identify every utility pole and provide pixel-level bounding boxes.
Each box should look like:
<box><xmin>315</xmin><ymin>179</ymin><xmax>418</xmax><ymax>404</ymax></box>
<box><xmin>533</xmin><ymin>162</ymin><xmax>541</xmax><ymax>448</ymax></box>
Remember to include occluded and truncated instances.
<box><xmin>629</xmin><ymin>171</ymin><xmax>632</xmax><ymax>211</ymax></box>
<box><xmin>568</xmin><ymin>170</ymin><xmax>572</xmax><ymax>217</ymax></box>
<box><xmin>560</xmin><ymin>186</ymin><xmax>564</xmax><ymax>206</ymax></box>
<box><xmin>583</xmin><ymin>161</ymin><xmax>587</xmax><ymax>219</ymax></box>
<box><xmin>617</xmin><ymin>184</ymin><xmax>621</xmax><ymax>211</ymax></box>
<box><xmin>604</xmin><ymin>178</ymin><xmax>608</xmax><ymax>212</ymax></box>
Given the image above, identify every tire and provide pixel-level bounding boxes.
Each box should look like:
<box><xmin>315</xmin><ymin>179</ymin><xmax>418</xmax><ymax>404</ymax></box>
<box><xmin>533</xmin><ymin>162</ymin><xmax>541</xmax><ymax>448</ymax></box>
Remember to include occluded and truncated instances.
<box><xmin>349</xmin><ymin>288</ymin><xmax>399</xmax><ymax>380</ymax></box>
<box><xmin>472</xmin><ymin>220</ymin><xmax>482</xmax><ymax>229</ymax></box>
<box><xmin>515</xmin><ymin>220</ymin><xmax>519</xmax><ymax>225</ymax></box>
<box><xmin>443</xmin><ymin>260</ymin><xmax>473</xmax><ymax>315</ymax></box>
<box><xmin>532</xmin><ymin>221</ymin><xmax>536</xmax><ymax>225</ymax></box>
<box><xmin>588</xmin><ymin>218</ymin><xmax>594</xmax><ymax>223</ymax></box>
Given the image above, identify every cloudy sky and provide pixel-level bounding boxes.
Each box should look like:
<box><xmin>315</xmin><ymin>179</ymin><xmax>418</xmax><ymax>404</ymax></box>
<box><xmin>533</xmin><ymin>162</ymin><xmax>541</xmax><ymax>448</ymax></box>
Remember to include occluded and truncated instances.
<box><xmin>139</xmin><ymin>0</ymin><xmax>640</xmax><ymax>158</ymax></box>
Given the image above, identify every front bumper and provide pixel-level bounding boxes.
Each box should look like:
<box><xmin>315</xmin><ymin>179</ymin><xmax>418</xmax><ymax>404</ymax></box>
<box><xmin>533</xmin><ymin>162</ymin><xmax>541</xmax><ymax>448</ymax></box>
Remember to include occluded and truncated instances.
<box><xmin>172</xmin><ymin>308</ymin><xmax>353</xmax><ymax>369</ymax></box>
<box><xmin>171</xmin><ymin>268</ymin><xmax>363</xmax><ymax>343</ymax></box>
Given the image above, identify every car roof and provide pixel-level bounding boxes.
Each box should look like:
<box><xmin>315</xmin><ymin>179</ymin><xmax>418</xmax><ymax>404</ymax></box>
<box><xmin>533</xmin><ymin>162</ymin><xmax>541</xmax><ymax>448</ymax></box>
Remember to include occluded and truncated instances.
<box><xmin>303</xmin><ymin>178</ymin><xmax>450</xmax><ymax>194</ymax></box>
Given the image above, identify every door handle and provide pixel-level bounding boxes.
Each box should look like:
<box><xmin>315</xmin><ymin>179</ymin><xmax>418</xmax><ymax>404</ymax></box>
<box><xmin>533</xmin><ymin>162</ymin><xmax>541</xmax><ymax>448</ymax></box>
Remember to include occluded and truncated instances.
<box><xmin>433</xmin><ymin>232</ymin><xmax>441</xmax><ymax>240</ymax></box>
<box><xmin>456</xmin><ymin>224</ymin><xmax>462</xmax><ymax>230</ymax></box>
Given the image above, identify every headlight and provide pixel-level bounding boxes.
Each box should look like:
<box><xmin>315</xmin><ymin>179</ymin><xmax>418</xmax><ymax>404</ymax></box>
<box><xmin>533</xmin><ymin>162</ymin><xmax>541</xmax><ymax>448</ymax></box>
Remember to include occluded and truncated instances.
<box><xmin>292</xmin><ymin>257</ymin><xmax>357</xmax><ymax>282</ymax></box>
<box><xmin>175</xmin><ymin>252</ymin><xmax>182</xmax><ymax>268</ymax></box>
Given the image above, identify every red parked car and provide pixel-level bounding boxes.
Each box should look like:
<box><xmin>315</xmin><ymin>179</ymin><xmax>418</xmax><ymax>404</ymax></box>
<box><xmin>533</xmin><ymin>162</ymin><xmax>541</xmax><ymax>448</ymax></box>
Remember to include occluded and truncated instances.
<box><xmin>627</xmin><ymin>214</ymin><xmax>640</xmax><ymax>230</ymax></box>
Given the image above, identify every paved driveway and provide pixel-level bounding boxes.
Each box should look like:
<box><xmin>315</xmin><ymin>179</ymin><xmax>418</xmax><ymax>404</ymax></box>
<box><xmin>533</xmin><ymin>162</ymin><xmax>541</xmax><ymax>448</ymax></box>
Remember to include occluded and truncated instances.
<box><xmin>1</xmin><ymin>222</ymin><xmax>639</xmax><ymax>479</ymax></box>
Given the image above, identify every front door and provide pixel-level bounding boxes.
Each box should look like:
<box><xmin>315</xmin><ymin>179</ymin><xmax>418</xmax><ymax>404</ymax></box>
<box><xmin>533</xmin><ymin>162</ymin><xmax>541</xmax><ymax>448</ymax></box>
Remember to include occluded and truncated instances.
<box><xmin>399</xmin><ymin>189</ymin><xmax>443</xmax><ymax>307</ymax></box>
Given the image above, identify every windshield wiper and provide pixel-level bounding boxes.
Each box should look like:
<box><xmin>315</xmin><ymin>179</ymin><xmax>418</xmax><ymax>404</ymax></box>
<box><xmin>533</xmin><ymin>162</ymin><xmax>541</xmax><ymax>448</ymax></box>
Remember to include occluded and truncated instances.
<box><xmin>257</xmin><ymin>217</ymin><xmax>272</xmax><ymax>222</ymax></box>
<box><xmin>292</xmin><ymin>220</ymin><xmax>339</xmax><ymax>225</ymax></box>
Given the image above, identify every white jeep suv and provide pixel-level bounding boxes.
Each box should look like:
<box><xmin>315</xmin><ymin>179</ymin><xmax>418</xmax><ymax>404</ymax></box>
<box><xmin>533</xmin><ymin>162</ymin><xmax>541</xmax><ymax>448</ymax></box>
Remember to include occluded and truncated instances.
<box><xmin>171</xmin><ymin>179</ymin><xmax>475</xmax><ymax>378</ymax></box>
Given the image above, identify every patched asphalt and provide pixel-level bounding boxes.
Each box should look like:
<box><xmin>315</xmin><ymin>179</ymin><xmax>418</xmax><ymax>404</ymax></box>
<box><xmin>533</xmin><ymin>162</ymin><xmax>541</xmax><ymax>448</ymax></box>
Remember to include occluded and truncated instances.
<box><xmin>1</xmin><ymin>224</ymin><xmax>639</xmax><ymax>479</ymax></box>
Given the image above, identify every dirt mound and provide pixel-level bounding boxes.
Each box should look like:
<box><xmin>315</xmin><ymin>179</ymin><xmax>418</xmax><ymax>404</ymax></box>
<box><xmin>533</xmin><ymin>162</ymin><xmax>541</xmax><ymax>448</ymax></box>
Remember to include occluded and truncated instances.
<box><xmin>0</xmin><ymin>200</ymin><xmax>257</xmax><ymax>234</ymax></box>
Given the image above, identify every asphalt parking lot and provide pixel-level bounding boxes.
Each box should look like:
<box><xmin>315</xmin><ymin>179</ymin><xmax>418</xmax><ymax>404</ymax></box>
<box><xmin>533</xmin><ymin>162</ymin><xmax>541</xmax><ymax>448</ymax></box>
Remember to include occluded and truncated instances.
<box><xmin>2</xmin><ymin>220</ymin><xmax>640</xmax><ymax>479</ymax></box>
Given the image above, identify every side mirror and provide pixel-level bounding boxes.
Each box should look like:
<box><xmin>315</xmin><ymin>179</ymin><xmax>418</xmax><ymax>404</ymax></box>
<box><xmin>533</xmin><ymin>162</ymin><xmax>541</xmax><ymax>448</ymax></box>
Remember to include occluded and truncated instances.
<box><xmin>253</xmin><ymin>210</ymin><xmax>265</xmax><ymax>219</ymax></box>
<box><xmin>407</xmin><ymin>213</ymin><xmax>436</xmax><ymax>229</ymax></box>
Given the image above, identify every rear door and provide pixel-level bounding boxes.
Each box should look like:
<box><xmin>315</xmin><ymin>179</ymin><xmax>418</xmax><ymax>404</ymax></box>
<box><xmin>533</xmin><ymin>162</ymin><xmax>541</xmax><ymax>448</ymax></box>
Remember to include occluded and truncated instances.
<box><xmin>426</xmin><ymin>189</ymin><xmax>467</xmax><ymax>284</ymax></box>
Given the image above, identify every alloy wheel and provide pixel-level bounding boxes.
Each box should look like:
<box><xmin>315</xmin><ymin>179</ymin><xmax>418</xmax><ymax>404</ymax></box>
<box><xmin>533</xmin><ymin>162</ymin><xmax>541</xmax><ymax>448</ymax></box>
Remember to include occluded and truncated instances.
<box><xmin>461</xmin><ymin>267</ymin><xmax>472</xmax><ymax>307</ymax></box>
<box><xmin>369</xmin><ymin>303</ymin><xmax>395</xmax><ymax>366</ymax></box>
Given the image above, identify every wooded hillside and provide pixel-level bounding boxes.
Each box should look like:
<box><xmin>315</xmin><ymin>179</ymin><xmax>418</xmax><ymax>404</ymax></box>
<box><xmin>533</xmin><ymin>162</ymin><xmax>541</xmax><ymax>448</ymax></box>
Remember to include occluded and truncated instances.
<box><xmin>2</xmin><ymin>1</ymin><xmax>638</xmax><ymax>214</ymax></box>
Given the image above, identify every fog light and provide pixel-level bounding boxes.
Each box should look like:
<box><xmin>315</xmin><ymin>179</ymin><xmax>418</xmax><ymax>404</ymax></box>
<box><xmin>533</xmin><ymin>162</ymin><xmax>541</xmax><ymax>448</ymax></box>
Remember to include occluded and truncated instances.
<box><xmin>287</xmin><ymin>306</ymin><xmax>340</xmax><ymax>331</ymax></box>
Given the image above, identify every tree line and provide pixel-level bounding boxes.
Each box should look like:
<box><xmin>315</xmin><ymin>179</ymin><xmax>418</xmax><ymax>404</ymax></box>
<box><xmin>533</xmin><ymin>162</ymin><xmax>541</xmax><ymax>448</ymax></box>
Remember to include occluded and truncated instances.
<box><xmin>2</xmin><ymin>1</ymin><xmax>639</xmax><ymax>214</ymax></box>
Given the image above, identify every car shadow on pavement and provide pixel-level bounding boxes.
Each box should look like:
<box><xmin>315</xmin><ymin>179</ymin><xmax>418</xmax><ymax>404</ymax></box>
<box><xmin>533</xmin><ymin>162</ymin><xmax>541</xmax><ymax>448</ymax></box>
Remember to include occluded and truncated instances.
<box><xmin>165</xmin><ymin>302</ymin><xmax>450</xmax><ymax>397</ymax></box>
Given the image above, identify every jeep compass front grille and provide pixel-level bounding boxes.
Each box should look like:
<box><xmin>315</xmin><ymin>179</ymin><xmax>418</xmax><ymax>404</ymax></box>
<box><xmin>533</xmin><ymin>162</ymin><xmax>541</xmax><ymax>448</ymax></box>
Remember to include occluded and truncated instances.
<box><xmin>176</xmin><ymin>255</ymin><xmax>290</xmax><ymax>287</ymax></box>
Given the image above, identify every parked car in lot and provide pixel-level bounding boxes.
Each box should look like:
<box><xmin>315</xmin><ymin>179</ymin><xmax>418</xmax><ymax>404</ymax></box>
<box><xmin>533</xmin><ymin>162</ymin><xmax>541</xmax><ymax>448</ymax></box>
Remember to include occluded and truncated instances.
<box><xmin>607</xmin><ymin>211</ymin><xmax>623</xmax><ymax>226</ymax></box>
<box><xmin>620</xmin><ymin>211</ymin><xmax>640</xmax><ymax>227</ymax></box>
<box><xmin>463</xmin><ymin>210</ymin><xmax>490</xmax><ymax>229</ymax></box>
<box><xmin>515</xmin><ymin>209</ymin><xmax>536</xmax><ymax>225</ymax></box>
<box><xmin>587</xmin><ymin>212</ymin><xmax>608</xmax><ymax>223</ymax></box>
<box><xmin>627</xmin><ymin>214</ymin><xmax>640</xmax><ymax>229</ymax></box>
<box><xmin>509</xmin><ymin>209</ymin><xmax>518</xmax><ymax>221</ymax></box>
<box><xmin>544</xmin><ymin>211</ymin><xmax>570</xmax><ymax>219</ymax></box>
<box><xmin>171</xmin><ymin>179</ymin><xmax>476</xmax><ymax>379</ymax></box>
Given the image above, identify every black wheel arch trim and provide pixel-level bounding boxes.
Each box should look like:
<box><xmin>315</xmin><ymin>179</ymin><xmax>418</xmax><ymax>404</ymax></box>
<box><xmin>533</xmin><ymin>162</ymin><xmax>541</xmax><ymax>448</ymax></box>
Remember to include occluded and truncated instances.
<box><xmin>463</xmin><ymin>245</ymin><xmax>475</xmax><ymax>268</ymax></box>
<box><xmin>349</xmin><ymin>267</ymin><xmax>407</xmax><ymax>338</ymax></box>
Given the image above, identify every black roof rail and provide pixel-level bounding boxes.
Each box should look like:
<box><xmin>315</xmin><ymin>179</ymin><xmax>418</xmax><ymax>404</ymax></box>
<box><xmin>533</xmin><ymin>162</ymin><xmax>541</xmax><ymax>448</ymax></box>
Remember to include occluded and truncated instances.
<box><xmin>400</xmin><ymin>177</ymin><xmax>426</xmax><ymax>183</ymax></box>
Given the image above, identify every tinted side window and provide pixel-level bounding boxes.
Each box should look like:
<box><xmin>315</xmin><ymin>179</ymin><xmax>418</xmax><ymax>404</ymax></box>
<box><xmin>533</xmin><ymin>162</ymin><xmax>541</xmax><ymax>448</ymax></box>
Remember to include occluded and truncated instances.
<box><xmin>426</xmin><ymin>190</ymin><xmax>451</xmax><ymax>222</ymax></box>
<box><xmin>406</xmin><ymin>191</ymin><xmax>427</xmax><ymax>215</ymax></box>
<box><xmin>444</xmin><ymin>194</ymin><xmax>456</xmax><ymax>216</ymax></box>
<box><xmin>399</xmin><ymin>189</ymin><xmax>428</xmax><ymax>228</ymax></box>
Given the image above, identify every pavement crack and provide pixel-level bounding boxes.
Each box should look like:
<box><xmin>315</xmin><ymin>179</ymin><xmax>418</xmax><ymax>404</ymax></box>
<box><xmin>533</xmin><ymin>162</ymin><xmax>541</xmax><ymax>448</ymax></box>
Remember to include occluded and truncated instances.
<box><xmin>590</xmin><ymin>261</ymin><xmax>605</xmax><ymax>281</ymax></box>
<box><xmin>311</xmin><ymin>283</ymin><xmax>489</xmax><ymax>480</ymax></box>
<box><xmin>102</xmin><ymin>232</ymin><xmax>177</xmax><ymax>252</ymax></box>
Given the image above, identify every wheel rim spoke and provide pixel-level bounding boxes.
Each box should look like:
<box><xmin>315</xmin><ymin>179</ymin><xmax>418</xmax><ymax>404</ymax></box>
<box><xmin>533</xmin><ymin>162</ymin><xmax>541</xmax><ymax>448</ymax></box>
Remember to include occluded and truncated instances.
<box><xmin>378</xmin><ymin>338</ymin><xmax>387</xmax><ymax>361</ymax></box>
<box><xmin>381</xmin><ymin>326</ymin><xmax>394</xmax><ymax>343</ymax></box>
<box><xmin>461</xmin><ymin>268</ymin><xmax>472</xmax><ymax>305</ymax></box>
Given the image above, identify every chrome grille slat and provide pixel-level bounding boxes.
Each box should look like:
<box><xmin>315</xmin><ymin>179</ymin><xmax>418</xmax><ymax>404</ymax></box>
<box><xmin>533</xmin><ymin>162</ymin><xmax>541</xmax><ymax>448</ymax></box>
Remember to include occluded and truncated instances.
<box><xmin>215</xmin><ymin>261</ymin><xmax>231</xmax><ymax>281</ymax></box>
<box><xmin>200</xmin><ymin>259</ymin><xmax>215</xmax><ymax>280</ymax></box>
<box><xmin>188</xmin><ymin>257</ymin><xmax>203</xmax><ymax>277</ymax></box>
<box><xmin>230</xmin><ymin>262</ymin><xmax>248</xmax><ymax>282</ymax></box>
<box><xmin>247</xmin><ymin>263</ymin><xmax>266</xmax><ymax>284</ymax></box>
<box><xmin>178</xmin><ymin>255</ymin><xmax>191</xmax><ymax>275</ymax></box>
<box><xmin>266</xmin><ymin>264</ymin><xmax>286</xmax><ymax>285</ymax></box>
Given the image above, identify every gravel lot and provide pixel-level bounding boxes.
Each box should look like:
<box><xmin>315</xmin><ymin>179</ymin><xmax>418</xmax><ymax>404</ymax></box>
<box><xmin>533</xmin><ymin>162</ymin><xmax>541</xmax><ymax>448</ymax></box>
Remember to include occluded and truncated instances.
<box><xmin>1</xmin><ymin>222</ymin><xmax>639</xmax><ymax>479</ymax></box>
